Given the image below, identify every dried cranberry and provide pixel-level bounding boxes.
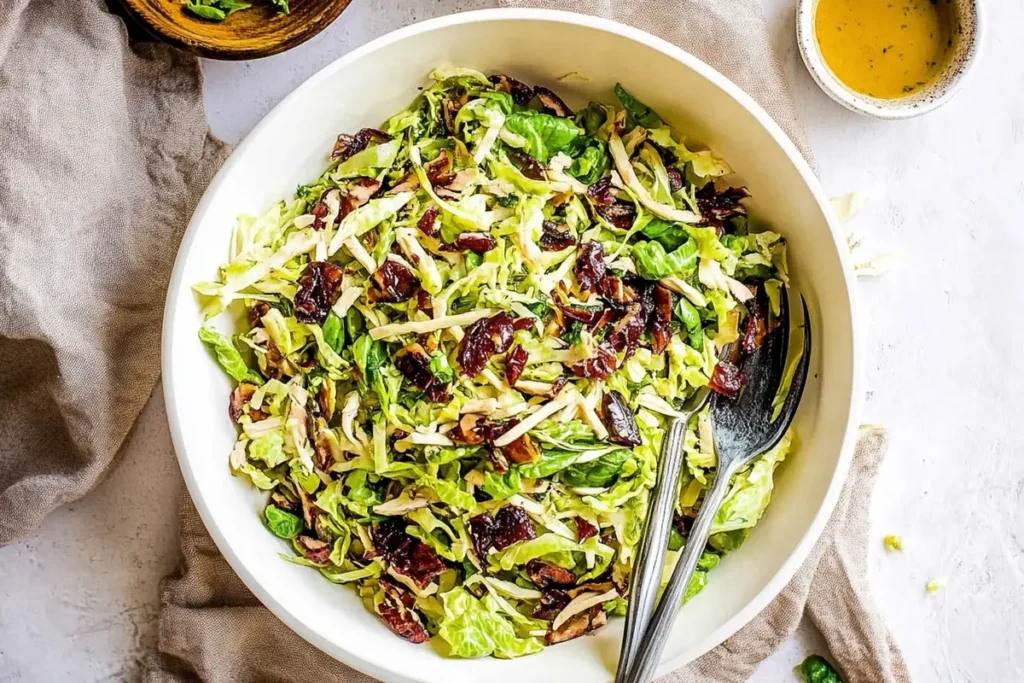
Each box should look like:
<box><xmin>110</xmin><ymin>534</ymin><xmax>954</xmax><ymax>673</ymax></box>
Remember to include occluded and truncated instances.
<box><xmin>249</xmin><ymin>301</ymin><xmax>271</xmax><ymax>328</ymax></box>
<box><xmin>294</xmin><ymin>261</ymin><xmax>344</xmax><ymax>325</ymax></box>
<box><xmin>492</xmin><ymin>504</ymin><xmax>536</xmax><ymax>550</ymax></box>
<box><xmin>505</xmin><ymin>344</ymin><xmax>528</xmax><ymax>385</ymax></box>
<box><xmin>456</xmin><ymin>312</ymin><xmax>516</xmax><ymax>377</ymax></box>
<box><xmin>740</xmin><ymin>294</ymin><xmax>768</xmax><ymax>355</ymax></box>
<box><xmin>598</xmin><ymin>274</ymin><xmax>636</xmax><ymax>309</ymax></box>
<box><xmin>649</xmin><ymin>285</ymin><xmax>675</xmax><ymax>354</ymax></box>
<box><xmin>595</xmin><ymin>201</ymin><xmax>637</xmax><ymax>229</ymax></box>
<box><xmin>489</xmin><ymin>74</ymin><xmax>535</xmax><ymax>105</ymax></box>
<box><xmin>539</xmin><ymin>221</ymin><xmax>576</xmax><ymax>251</ymax></box>
<box><xmin>373</xmin><ymin>520</ymin><xmax>447</xmax><ymax>588</ymax></box>
<box><xmin>588</xmin><ymin>178</ymin><xmax>616</xmax><ymax>206</ymax></box>
<box><xmin>526</xmin><ymin>560</ymin><xmax>577</xmax><ymax>588</ymax></box>
<box><xmin>468</xmin><ymin>513</ymin><xmax>496</xmax><ymax>559</ymax></box>
<box><xmin>709</xmin><ymin>360</ymin><xmax>745</xmax><ymax>398</ymax></box>
<box><xmin>574</xmin><ymin>241</ymin><xmax>607</xmax><ymax>293</ymax></box>
<box><xmin>673</xmin><ymin>513</ymin><xmax>692</xmax><ymax>537</ymax></box>
<box><xmin>311</xmin><ymin>192</ymin><xmax>333</xmax><ymax>230</ymax></box>
<box><xmin>575</xmin><ymin>517</ymin><xmax>598</xmax><ymax>541</ymax></box>
<box><xmin>375</xmin><ymin>580</ymin><xmax>429</xmax><ymax>643</ymax></box>
<box><xmin>667</xmin><ymin>167</ymin><xmax>684</xmax><ymax>193</ymax></box>
<box><xmin>512</xmin><ymin>317</ymin><xmax>534</xmax><ymax>332</ymax></box>
<box><xmin>440</xmin><ymin>232</ymin><xmax>497</xmax><ymax>255</ymax></box>
<box><xmin>372</xmin><ymin>259</ymin><xmax>420</xmax><ymax>303</ymax></box>
<box><xmin>394</xmin><ymin>343</ymin><xmax>450</xmax><ymax>403</ymax></box>
<box><xmin>571</xmin><ymin>344</ymin><xmax>618</xmax><ymax>380</ymax></box>
<box><xmin>555</xmin><ymin>300</ymin><xmax>603</xmax><ymax>328</ymax></box>
<box><xmin>549</xmin><ymin>377</ymin><xmax>568</xmax><ymax>397</ymax></box>
<box><xmin>417</xmin><ymin>206</ymin><xmax>441</xmax><ymax>236</ymax></box>
<box><xmin>696</xmin><ymin>184</ymin><xmax>750</xmax><ymax>232</ymax></box>
<box><xmin>600</xmin><ymin>390</ymin><xmax>642</xmax><ymax>447</ymax></box>
<box><xmin>331</xmin><ymin>128</ymin><xmax>393</xmax><ymax>161</ymax></box>
<box><xmin>533</xmin><ymin>86</ymin><xmax>573</xmax><ymax>117</ymax></box>
<box><xmin>480</xmin><ymin>418</ymin><xmax>518</xmax><ymax>446</ymax></box>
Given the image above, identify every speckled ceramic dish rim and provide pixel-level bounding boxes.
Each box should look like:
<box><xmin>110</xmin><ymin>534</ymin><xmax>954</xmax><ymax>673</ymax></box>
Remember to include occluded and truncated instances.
<box><xmin>797</xmin><ymin>0</ymin><xmax>982</xmax><ymax>119</ymax></box>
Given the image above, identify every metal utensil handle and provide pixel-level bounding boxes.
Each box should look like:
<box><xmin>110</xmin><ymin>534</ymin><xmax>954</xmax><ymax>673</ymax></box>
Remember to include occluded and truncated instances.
<box><xmin>616</xmin><ymin>417</ymin><xmax>688</xmax><ymax>680</ymax></box>
<box><xmin>621</xmin><ymin>464</ymin><xmax>737</xmax><ymax>683</ymax></box>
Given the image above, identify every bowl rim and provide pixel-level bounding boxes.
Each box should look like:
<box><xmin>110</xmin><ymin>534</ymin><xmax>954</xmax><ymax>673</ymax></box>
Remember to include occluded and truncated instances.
<box><xmin>162</xmin><ymin>8</ymin><xmax>863</xmax><ymax>680</ymax></box>
<box><xmin>796</xmin><ymin>0</ymin><xmax>983</xmax><ymax>120</ymax></box>
<box><xmin>119</xmin><ymin>0</ymin><xmax>352</xmax><ymax>61</ymax></box>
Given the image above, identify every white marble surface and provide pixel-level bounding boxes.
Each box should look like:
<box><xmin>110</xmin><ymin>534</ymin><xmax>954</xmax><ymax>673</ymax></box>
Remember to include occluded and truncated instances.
<box><xmin>2</xmin><ymin>0</ymin><xmax>1022</xmax><ymax>681</ymax></box>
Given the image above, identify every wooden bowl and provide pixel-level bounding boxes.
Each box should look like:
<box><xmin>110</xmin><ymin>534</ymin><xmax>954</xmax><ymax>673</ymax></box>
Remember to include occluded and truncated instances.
<box><xmin>120</xmin><ymin>0</ymin><xmax>352</xmax><ymax>60</ymax></box>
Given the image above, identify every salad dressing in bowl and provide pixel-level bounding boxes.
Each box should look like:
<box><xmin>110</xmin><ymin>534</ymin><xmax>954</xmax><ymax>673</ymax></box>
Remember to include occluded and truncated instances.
<box><xmin>814</xmin><ymin>0</ymin><xmax>954</xmax><ymax>98</ymax></box>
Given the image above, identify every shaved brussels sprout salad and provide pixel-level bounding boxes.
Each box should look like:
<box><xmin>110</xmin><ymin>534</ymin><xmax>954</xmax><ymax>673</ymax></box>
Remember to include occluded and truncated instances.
<box><xmin>195</xmin><ymin>67</ymin><xmax>794</xmax><ymax>657</ymax></box>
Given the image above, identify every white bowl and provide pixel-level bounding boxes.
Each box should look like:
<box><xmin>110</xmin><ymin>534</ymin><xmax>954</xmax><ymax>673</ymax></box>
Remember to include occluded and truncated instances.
<box><xmin>163</xmin><ymin>9</ymin><xmax>861</xmax><ymax>682</ymax></box>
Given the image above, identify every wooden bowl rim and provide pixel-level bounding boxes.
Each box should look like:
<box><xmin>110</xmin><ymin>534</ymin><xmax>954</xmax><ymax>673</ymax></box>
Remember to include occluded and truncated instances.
<box><xmin>119</xmin><ymin>0</ymin><xmax>350</xmax><ymax>60</ymax></box>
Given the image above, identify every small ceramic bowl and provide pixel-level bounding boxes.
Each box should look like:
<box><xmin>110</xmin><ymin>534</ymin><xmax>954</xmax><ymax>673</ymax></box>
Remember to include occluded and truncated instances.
<box><xmin>120</xmin><ymin>0</ymin><xmax>352</xmax><ymax>60</ymax></box>
<box><xmin>797</xmin><ymin>0</ymin><xmax>982</xmax><ymax>119</ymax></box>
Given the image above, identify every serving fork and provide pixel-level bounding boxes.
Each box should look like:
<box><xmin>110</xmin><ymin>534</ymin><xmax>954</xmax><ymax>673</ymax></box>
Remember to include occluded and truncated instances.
<box><xmin>616</xmin><ymin>293</ymin><xmax>812</xmax><ymax>683</ymax></box>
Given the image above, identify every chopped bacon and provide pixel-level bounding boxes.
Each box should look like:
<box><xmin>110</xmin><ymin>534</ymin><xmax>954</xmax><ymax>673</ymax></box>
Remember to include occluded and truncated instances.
<box><xmin>331</xmin><ymin>128</ymin><xmax>392</xmax><ymax>161</ymax></box>
<box><xmin>488</xmin><ymin>74</ymin><xmax>534</xmax><ymax>105</ymax></box>
<box><xmin>571</xmin><ymin>343</ymin><xmax>618</xmax><ymax>380</ymax></box>
<box><xmin>546</xmin><ymin>605</ymin><xmax>608</xmax><ymax>644</ymax></box>
<box><xmin>740</xmin><ymin>293</ymin><xmax>769</xmax><ymax>355</ymax></box>
<box><xmin>533</xmin><ymin>85</ymin><xmax>573</xmax><ymax>117</ymax></box>
<box><xmin>499</xmin><ymin>432</ymin><xmax>540</xmax><ymax>465</ymax></box>
<box><xmin>526</xmin><ymin>560</ymin><xmax>577</xmax><ymax>588</ymax></box>
<box><xmin>338</xmin><ymin>178</ymin><xmax>380</xmax><ymax>220</ymax></box>
<box><xmin>229</xmin><ymin>383</ymin><xmax>266</xmax><ymax>423</ymax></box>
<box><xmin>649</xmin><ymin>284</ymin><xmax>675</xmax><ymax>354</ymax></box>
<box><xmin>295</xmin><ymin>536</ymin><xmax>332</xmax><ymax>566</ymax></box>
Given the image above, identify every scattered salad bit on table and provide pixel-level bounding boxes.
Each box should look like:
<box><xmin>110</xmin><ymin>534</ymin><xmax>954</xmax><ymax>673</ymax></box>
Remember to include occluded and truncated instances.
<box><xmin>194</xmin><ymin>67</ymin><xmax>795</xmax><ymax>656</ymax></box>
<box><xmin>796</xmin><ymin>654</ymin><xmax>844</xmax><ymax>683</ymax></box>
<box><xmin>883</xmin><ymin>534</ymin><xmax>903</xmax><ymax>552</ymax></box>
<box><xmin>184</xmin><ymin>0</ymin><xmax>289</xmax><ymax>22</ymax></box>
<box><xmin>925</xmin><ymin>577</ymin><xmax>947</xmax><ymax>594</ymax></box>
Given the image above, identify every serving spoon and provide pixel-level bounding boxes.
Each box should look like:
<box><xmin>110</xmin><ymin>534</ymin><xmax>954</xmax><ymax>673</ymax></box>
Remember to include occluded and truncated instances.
<box><xmin>618</xmin><ymin>293</ymin><xmax>812</xmax><ymax>683</ymax></box>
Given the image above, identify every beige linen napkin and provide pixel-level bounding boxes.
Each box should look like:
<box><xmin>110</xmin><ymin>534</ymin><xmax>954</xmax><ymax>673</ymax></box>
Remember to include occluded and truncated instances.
<box><xmin>0</xmin><ymin>0</ymin><xmax>229</xmax><ymax>544</ymax></box>
<box><xmin>148</xmin><ymin>3</ymin><xmax>908</xmax><ymax>682</ymax></box>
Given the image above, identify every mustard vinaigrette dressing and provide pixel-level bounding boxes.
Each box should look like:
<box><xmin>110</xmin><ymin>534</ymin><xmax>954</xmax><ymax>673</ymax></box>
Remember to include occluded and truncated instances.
<box><xmin>815</xmin><ymin>0</ymin><xmax>954</xmax><ymax>99</ymax></box>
